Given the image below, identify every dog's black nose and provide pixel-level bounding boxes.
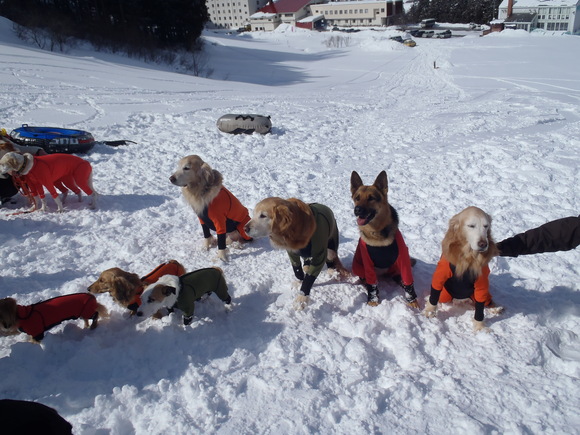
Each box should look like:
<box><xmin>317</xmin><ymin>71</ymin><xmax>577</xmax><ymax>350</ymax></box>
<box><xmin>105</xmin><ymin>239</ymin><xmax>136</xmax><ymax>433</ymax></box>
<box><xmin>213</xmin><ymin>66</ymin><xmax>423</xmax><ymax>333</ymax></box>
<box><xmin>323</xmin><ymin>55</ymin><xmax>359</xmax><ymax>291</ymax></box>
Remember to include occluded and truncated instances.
<box><xmin>354</xmin><ymin>206</ymin><xmax>364</xmax><ymax>217</ymax></box>
<box><xmin>478</xmin><ymin>240</ymin><xmax>488</xmax><ymax>250</ymax></box>
<box><xmin>169</xmin><ymin>175</ymin><xmax>176</xmax><ymax>184</ymax></box>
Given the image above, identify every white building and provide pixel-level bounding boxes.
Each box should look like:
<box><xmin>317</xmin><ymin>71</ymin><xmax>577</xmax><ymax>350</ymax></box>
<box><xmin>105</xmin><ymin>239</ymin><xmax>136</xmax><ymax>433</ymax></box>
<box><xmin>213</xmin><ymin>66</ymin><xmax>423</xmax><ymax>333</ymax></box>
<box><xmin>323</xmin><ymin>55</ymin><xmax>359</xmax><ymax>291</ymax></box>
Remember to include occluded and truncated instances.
<box><xmin>250</xmin><ymin>0</ymin><xmax>325</xmax><ymax>31</ymax></box>
<box><xmin>498</xmin><ymin>0</ymin><xmax>580</xmax><ymax>33</ymax></box>
<box><xmin>207</xmin><ymin>0</ymin><xmax>270</xmax><ymax>29</ymax></box>
<box><xmin>310</xmin><ymin>0</ymin><xmax>403</xmax><ymax>27</ymax></box>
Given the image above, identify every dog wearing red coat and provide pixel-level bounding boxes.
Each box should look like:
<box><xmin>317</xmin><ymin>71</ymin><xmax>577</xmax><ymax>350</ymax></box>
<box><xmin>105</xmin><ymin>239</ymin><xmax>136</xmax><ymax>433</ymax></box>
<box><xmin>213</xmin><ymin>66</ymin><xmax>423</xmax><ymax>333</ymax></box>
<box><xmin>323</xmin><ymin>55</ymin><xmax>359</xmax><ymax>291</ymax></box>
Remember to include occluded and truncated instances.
<box><xmin>0</xmin><ymin>293</ymin><xmax>107</xmax><ymax>343</ymax></box>
<box><xmin>0</xmin><ymin>151</ymin><xmax>97</xmax><ymax>212</ymax></box>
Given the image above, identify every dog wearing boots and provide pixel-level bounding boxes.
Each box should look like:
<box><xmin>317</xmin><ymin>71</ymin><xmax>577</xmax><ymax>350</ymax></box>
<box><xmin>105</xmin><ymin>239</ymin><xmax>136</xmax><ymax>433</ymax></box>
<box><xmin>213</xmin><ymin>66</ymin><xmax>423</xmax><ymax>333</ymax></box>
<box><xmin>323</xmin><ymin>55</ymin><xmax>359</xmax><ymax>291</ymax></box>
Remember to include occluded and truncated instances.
<box><xmin>350</xmin><ymin>171</ymin><xmax>419</xmax><ymax>308</ymax></box>
<box><xmin>136</xmin><ymin>267</ymin><xmax>232</xmax><ymax>325</ymax></box>
<box><xmin>244</xmin><ymin>197</ymin><xmax>348</xmax><ymax>310</ymax></box>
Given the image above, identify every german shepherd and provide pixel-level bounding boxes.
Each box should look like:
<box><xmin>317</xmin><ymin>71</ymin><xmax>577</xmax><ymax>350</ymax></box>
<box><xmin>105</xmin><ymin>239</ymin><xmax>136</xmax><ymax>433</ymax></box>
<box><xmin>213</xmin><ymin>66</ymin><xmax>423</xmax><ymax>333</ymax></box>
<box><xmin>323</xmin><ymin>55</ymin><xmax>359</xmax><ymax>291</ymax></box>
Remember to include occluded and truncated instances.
<box><xmin>350</xmin><ymin>170</ymin><xmax>419</xmax><ymax>308</ymax></box>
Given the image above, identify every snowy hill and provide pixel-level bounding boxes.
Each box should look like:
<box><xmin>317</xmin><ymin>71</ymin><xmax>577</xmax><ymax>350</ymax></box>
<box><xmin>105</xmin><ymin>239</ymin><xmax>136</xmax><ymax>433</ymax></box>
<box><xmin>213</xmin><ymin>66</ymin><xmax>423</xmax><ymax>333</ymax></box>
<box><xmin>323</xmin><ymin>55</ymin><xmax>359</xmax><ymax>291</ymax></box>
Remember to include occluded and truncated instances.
<box><xmin>0</xmin><ymin>17</ymin><xmax>579</xmax><ymax>434</ymax></box>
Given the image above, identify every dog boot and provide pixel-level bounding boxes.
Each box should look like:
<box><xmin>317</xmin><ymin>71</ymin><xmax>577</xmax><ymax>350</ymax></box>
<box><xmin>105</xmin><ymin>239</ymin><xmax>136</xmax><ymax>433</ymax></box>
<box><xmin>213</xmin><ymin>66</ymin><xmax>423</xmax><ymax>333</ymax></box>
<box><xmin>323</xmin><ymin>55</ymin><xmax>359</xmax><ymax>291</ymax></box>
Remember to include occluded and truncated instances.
<box><xmin>183</xmin><ymin>315</ymin><xmax>193</xmax><ymax>326</ymax></box>
<box><xmin>401</xmin><ymin>283</ymin><xmax>419</xmax><ymax>309</ymax></box>
<box><xmin>292</xmin><ymin>264</ymin><xmax>305</xmax><ymax>281</ymax></box>
<box><xmin>366</xmin><ymin>284</ymin><xmax>379</xmax><ymax>306</ymax></box>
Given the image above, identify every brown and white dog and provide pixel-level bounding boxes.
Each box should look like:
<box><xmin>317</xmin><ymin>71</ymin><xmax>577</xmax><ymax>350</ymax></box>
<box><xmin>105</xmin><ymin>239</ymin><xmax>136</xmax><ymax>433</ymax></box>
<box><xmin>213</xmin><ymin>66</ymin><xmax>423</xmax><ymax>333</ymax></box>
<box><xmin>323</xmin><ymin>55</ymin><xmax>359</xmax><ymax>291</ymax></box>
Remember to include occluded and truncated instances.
<box><xmin>0</xmin><ymin>151</ymin><xmax>96</xmax><ymax>212</ymax></box>
<box><xmin>169</xmin><ymin>155</ymin><xmax>252</xmax><ymax>262</ymax></box>
<box><xmin>88</xmin><ymin>260</ymin><xmax>186</xmax><ymax>314</ymax></box>
<box><xmin>244</xmin><ymin>197</ymin><xmax>347</xmax><ymax>309</ymax></box>
<box><xmin>0</xmin><ymin>293</ymin><xmax>107</xmax><ymax>343</ymax></box>
<box><xmin>136</xmin><ymin>267</ymin><xmax>232</xmax><ymax>325</ymax></box>
<box><xmin>350</xmin><ymin>171</ymin><xmax>418</xmax><ymax>307</ymax></box>
<box><xmin>424</xmin><ymin>206</ymin><xmax>501</xmax><ymax>331</ymax></box>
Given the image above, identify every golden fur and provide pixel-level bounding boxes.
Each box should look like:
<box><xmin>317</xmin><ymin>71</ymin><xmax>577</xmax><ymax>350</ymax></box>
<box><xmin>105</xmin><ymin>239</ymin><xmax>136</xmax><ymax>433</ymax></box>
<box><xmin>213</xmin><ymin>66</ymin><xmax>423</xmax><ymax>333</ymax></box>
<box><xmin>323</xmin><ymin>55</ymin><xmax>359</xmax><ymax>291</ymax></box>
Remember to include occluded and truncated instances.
<box><xmin>0</xmin><ymin>297</ymin><xmax>19</xmax><ymax>335</ymax></box>
<box><xmin>169</xmin><ymin>155</ymin><xmax>223</xmax><ymax>215</ymax></box>
<box><xmin>441</xmin><ymin>206</ymin><xmax>499</xmax><ymax>278</ymax></box>
<box><xmin>0</xmin><ymin>139</ymin><xmax>17</xmax><ymax>160</ymax></box>
<box><xmin>245</xmin><ymin>197</ymin><xmax>316</xmax><ymax>250</ymax></box>
<box><xmin>88</xmin><ymin>267</ymin><xmax>143</xmax><ymax>308</ymax></box>
<box><xmin>350</xmin><ymin>170</ymin><xmax>398</xmax><ymax>246</ymax></box>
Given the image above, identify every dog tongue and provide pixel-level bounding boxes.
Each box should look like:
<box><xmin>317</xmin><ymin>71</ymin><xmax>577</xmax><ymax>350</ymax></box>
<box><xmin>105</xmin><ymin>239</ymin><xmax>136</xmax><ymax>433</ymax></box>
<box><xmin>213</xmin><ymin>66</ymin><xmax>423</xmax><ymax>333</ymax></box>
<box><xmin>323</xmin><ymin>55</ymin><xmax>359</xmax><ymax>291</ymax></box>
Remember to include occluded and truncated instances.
<box><xmin>357</xmin><ymin>217</ymin><xmax>367</xmax><ymax>226</ymax></box>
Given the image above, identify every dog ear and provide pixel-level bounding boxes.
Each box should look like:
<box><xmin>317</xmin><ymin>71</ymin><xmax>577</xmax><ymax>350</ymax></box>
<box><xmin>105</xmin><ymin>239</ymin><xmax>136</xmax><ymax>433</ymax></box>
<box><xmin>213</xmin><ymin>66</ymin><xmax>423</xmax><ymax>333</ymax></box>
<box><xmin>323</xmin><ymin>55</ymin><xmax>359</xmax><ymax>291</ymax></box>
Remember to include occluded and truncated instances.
<box><xmin>373</xmin><ymin>171</ymin><xmax>388</xmax><ymax>194</ymax></box>
<box><xmin>0</xmin><ymin>297</ymin><xmax>18</xmax><ymax>328</ymax></box>
<box><xmin>200</xmin><ymin>163</ymin><xmax>213</xmax><ymax>182</ymax></box>
<box><xmin>448</xmin><ymin>213</ymin><xmax>461</xmax><ymax>235</ymax></box>
<box><xmin>350</xmin><ymin>171</ymin><xmax>363</xmax><ymax>196</ymax></box>
<box><xmin>272</xmin><ymin>204</ymin><xmax>293</xmax><ymax>234</ymax></box>
<box><xmin>112</xmin><ymin>275</ymin><xmax>140</xmax><ymax>305</ymax></box>
<box><xmin>200</xmin><ymin>163</ymin><xmax>223</xmax><ymax>187</ymax></box>
<box><xmin>162</xmin><ymin>286</ymin><xmax>177</xmax><ymax>296</ymax></box>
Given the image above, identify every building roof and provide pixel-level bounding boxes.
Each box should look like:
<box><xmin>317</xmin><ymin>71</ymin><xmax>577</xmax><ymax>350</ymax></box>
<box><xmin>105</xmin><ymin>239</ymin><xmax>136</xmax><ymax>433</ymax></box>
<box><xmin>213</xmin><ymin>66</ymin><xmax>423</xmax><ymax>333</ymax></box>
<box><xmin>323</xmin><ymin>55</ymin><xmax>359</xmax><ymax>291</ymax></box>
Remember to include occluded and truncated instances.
<box><xmin>499</xmin><ymin>0</ymin><xmax>579</xmax><ymax>8</ymax></box>
<box><xmin>506</xmin><ymin>12</ymin><xmax>537</xmax><ymax>22</ymax></box>
<box><xmin>316</xmin><ymin>0</ymin><xmax>394</xmax><ymax>5</ymax></box>
<box><xmin>259</xmin><ymin>0</ymin><xmax>313</xmax><ymax>14</ymax></box>
<box><xmin>298</xmin><ymin>14</ymin><xmax>324</xmax><ymax>23</ymax></box>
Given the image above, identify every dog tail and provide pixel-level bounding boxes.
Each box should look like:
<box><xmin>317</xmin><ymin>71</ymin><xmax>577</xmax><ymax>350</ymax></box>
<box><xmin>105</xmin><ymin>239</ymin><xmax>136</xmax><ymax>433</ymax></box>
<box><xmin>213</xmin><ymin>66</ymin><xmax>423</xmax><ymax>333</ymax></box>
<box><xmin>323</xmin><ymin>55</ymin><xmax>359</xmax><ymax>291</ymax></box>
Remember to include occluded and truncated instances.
<box><xmin>88</xmin><ymin>302</ymin><xmax>109</xmax><ymax>330</ymax></box>
<box><xmin>96</xmin><ymin>302</ymin><xmax>109</xmax><ymax>319</ymax></box>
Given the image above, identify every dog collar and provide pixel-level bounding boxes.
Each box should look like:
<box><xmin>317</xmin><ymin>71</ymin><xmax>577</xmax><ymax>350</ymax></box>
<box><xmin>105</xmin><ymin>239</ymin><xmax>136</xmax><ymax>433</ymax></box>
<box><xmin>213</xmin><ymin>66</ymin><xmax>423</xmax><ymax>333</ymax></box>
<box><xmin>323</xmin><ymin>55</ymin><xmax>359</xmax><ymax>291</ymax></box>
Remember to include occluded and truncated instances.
<box><xmin>16</xmin><ymin>154</ymin><xmax>29</xmax><ymax>174</ymax></box>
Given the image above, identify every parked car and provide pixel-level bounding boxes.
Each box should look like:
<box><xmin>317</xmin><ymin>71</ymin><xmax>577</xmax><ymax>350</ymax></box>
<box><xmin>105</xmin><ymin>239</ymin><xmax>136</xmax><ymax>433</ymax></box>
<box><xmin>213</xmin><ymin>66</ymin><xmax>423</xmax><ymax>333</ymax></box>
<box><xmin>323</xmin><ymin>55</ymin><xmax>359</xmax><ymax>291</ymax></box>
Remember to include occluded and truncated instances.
<box><xmin>436</xmin><ymin>29</ymin><xmax>452</xmax><ymax>38</ymax></box>
<box><xmin>390</xmin><ymin>36</ymin><xmax>404</xmax><ymax>43</ymax></box>
<box><xmin>403</xmin><ymin>39</ymin><xmax>416</xmax><ymax>47</ymax></box>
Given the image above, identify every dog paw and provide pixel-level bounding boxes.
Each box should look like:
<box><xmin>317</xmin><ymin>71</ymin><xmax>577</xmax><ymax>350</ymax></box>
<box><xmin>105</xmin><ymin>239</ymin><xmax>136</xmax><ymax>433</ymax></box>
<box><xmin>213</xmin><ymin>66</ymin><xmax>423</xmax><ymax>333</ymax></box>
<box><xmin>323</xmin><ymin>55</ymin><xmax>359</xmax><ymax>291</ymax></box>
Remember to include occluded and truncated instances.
<box><xmin>204</xmin><ymin>236</ymin><xmax>217</xmax><ymax>250</ymax></box>
<box><xmin>293</xmin><ymin>293</ymin><xmax>310</xmax><ymax>310</ymax></box>
<box><xmin>423</xmin><ymin>301</ymin><xmax>438</xmax><ymax>318</ymax></box>
<box><xmin>472</xmin><ymin>319</ymin><xmax>490</xmax><ymax>333</ymax></box>
<box><xmin>367</xmin><ymin>300</ymin><xmax>380</xmax><ymax>307</ymax></box>
<box><xmin>406</xmin><ymin>299</ymin><xmax>420</xmax><ymax>310</ymax></box>
<box><xmin>486</xmin><ymin>302</ymin><xmax>505</xmax><ymax>315</ymax></box>
<box><xmin>217</xmin><ymin>249</ymin><xmax>229</xmax><ymax>262</ymax></box>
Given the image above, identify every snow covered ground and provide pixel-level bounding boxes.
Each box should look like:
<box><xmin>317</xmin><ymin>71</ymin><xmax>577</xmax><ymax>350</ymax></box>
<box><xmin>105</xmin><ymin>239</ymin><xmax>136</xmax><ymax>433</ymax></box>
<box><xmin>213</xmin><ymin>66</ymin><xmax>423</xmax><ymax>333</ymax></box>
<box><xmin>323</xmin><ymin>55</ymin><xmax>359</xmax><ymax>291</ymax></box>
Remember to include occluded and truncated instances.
<box><xmin>0</xmin><ymin>18</ymin><xmax>579</xmax><ymax>434</ymax></box>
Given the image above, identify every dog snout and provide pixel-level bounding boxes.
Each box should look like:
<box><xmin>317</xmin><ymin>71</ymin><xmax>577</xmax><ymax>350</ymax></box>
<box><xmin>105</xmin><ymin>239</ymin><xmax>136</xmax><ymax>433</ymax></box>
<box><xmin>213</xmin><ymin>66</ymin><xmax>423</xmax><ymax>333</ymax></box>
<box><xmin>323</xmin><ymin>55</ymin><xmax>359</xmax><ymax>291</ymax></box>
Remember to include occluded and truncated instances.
<box><xmin>169</xmin><ymin>175</ymin><xmax>177</xmax><ymax>185</ymax></box>
<box><xmin>478</xmin><ymin>240</ymin><xmax>488</xmax><ymax>251</ymax></box>
<box><xmin>354</xmin><ymin>206</ymin><xmax>365</xmax><ymax>217</ymax></box>
<box><xmin>244</xmin><ymin>222</ymin><xmax>252</xmax><ymax>234</ymax></box>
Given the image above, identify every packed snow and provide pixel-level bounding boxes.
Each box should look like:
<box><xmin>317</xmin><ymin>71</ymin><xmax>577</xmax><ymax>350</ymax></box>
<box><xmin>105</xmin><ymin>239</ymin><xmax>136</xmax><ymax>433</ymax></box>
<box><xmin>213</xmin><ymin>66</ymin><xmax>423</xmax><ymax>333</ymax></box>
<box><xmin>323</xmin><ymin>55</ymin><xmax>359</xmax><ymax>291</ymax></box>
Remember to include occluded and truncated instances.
<box><xmin>0</xmin><ymin>18</ymin><xmax>579</xmax><ymax>434</ymax></box>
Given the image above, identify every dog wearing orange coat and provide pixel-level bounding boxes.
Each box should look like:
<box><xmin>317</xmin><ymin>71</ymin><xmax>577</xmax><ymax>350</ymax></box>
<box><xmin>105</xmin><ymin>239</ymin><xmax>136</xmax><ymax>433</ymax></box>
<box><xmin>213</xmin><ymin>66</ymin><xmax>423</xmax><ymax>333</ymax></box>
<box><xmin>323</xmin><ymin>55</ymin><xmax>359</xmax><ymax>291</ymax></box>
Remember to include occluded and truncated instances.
<box><xmin>88</xmin><ymin>260</ymin><xmax>186</xmax><ymax>314</ymax></box>
<box><xmin>0</xmin><ymin>151</ymin><xmax>97</xmax><ymax>212</ymax></box>
<box><xmin>0</xmin><ymin>293</ymin><xmax>107</xmax><ymax>343</ymax></box>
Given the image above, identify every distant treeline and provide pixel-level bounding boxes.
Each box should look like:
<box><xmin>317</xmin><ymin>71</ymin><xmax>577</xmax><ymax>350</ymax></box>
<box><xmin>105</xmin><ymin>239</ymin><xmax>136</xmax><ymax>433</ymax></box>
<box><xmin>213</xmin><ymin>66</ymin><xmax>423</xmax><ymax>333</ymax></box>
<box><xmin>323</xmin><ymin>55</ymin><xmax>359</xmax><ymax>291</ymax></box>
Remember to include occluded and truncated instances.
<box><xmin>403</xmin><ymin>0</ymin><xmax>498</xmax><ymax>25</ymax></box>
<box><xmin>0</xmin><ymin>0</ymin><xmax>208</xmax><ymax>52</ymax></box>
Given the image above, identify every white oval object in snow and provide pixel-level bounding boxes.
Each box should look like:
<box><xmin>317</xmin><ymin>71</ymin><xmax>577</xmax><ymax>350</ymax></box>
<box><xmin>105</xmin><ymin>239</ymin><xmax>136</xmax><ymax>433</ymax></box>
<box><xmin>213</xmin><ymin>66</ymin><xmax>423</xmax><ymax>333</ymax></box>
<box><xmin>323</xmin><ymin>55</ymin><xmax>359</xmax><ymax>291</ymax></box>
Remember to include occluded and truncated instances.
<box><xmin>217</xmin><ymin>114</ymin><xmax>272</xmax><ymax>135</ymax></box>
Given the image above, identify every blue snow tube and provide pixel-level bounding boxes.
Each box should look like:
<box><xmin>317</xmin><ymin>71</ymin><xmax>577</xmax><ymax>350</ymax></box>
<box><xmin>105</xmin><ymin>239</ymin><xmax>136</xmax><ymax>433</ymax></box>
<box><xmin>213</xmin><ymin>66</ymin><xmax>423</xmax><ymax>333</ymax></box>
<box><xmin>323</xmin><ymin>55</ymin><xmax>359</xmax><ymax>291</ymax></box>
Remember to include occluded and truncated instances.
<box><xmin>9</xmin><ymin>124</ymin><xmax>95</xmax><ymax>154</ymax></box>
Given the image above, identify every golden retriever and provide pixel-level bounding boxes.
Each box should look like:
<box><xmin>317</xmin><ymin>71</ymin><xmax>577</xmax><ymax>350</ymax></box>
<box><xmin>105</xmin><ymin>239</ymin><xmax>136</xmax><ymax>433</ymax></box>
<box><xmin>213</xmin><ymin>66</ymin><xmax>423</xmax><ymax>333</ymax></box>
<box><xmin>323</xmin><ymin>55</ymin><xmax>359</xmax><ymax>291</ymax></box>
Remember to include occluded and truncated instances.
<box><xmin>88</xmin><ymin>260</ymin><xmax>186</xmax><ymax>313</ymax></box>
<box><xmin>0</xmin><ymin>293</ymin><xmax>107</xmax><ymax>343</ymax></box>
<box><xmin>424</xmin><ymin>206</ymin><xmax>501</xmax><ymax>331</ymax></box>
<box><xmin>169</xmin><ymin>155</ymin><xmax>252</xmax><ymax>262</ymax></box>
<box><xmin>244</xmin><ymin>197</ymin><xmax>347</xmax><ymax>309</ymax></box>
<box><xmin>350</xmin><ymin>170</ymin><xmax>419</xmax><ymax>307</ymax></box>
